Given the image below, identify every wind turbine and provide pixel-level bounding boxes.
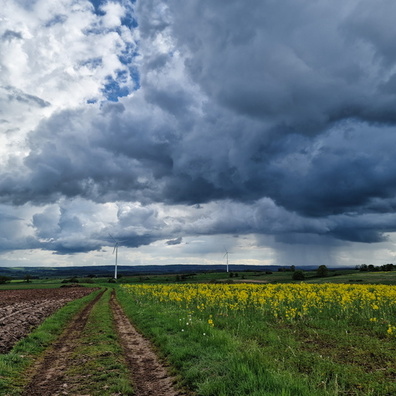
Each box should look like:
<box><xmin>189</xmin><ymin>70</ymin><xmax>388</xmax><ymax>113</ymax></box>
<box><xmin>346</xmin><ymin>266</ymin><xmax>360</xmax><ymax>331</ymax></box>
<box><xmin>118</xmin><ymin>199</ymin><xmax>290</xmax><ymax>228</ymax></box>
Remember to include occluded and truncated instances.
<box><xmin>223</xmin><ymin>248</ymin><xmax>229</xmax><ymax>273</ymax></box>
<box><xmin>109</xmin><ymin>234</ymin><xmax>123</xmax><ymax>280</ymax></box>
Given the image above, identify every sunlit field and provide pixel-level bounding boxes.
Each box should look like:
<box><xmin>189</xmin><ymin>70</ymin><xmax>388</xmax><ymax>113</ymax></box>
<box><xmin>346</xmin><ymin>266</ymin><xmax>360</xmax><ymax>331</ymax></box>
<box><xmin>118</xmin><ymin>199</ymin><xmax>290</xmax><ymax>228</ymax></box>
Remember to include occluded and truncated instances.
<box><xmin>119</xmin><ymin>283</ymin><xmax>396</xmax><ymax>395</ymax></box>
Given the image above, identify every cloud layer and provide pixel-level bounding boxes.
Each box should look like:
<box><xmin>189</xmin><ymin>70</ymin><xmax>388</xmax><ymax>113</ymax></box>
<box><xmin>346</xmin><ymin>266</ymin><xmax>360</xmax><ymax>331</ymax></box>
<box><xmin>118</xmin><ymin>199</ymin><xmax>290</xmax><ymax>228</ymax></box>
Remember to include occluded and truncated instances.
<box><xmin>1</xmin><ymin>0</ymin><xmax>396</xmax><ymax>266</ymax></box>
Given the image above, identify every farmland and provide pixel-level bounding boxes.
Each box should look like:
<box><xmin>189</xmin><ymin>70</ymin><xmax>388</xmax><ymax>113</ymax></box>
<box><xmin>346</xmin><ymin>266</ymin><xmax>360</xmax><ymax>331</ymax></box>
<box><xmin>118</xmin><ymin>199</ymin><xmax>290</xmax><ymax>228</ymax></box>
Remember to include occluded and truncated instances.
<box><xmin>0</xmin><ymin>287</ymin><xmax>95</xmax><ymax>354</ymax></box>
<box><xmin>0</xmin><ymin>270</ymin><xmax>396</xmax><ymax>395</ymax></box>
<box><xmin>119</xmin><ymin>282</ymin><xmax>396</xmax><ymax>395</ymax></box>
<box><xmin>0</xmin><ymin>285</ymin><xmax>183</xmax><ymax>395</ymax></box>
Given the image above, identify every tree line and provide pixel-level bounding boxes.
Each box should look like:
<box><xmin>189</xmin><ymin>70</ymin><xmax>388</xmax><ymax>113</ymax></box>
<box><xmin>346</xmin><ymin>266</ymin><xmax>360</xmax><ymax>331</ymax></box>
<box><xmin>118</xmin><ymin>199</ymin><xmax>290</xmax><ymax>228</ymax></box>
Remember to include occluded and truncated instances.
<box><xmin>356</xmin><ymin>264</ymin><xmax>394</xmax><ymax>272</ymax></box>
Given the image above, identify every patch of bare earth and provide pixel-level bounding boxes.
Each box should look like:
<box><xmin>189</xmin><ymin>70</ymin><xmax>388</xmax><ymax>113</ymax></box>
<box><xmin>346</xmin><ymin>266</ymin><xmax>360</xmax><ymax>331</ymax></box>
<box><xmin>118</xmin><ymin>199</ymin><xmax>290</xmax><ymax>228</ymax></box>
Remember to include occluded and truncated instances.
<box><xmin>22</xmin><ymin>290</ymin><xmax>105</xmax><ymax>396</ymax></box>
<box><xmin>0</xmin><ymin>287</ymin><xmax>95</xmax><ymax>354</ymax></box>
<box><xmin>110</xmin><ymin>292</ymin><xmax>185</xmax><ymax>396</ymax></box>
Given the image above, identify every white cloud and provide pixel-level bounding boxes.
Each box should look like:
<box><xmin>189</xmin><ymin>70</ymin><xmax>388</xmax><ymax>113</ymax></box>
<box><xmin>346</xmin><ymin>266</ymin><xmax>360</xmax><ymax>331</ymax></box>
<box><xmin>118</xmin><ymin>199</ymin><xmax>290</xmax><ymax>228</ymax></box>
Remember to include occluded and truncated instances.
<box><xmin>2</xmin><ymin>0</ymin><xmax>396</xmax><ymax>269</ymax></box>
<box><xmin>101</xmin><ymin>2</ymin><xmax>125</xmax><ymax>28</ymax></box>
<box><xmin>0</xmin><ymin>0</ymin><xmax>137</xmax><ymax>166</ymax></box>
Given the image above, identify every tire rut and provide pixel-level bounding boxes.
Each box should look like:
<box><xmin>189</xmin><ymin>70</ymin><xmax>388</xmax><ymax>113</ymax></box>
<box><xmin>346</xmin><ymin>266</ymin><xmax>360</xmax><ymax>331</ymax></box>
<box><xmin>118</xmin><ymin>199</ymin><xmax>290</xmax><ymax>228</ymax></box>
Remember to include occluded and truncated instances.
<box><xmin>110</xmin><ymin>291</ymin><xmax>185</xmax><ymax>396</ymax></box>
<box><xmin>22</xmin><ymin>289</ymin><xmax>106</xmax><ymax>396</ymax></box>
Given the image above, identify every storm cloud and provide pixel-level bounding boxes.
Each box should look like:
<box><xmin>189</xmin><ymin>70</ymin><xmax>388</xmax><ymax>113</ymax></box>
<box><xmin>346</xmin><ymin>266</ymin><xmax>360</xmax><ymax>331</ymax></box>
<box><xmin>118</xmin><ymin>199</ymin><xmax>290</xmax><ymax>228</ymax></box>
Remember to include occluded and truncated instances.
<box><xmin>1</xmin><ymin>0</ymin><xmax>396</xmax><ymax>266</ymax></box>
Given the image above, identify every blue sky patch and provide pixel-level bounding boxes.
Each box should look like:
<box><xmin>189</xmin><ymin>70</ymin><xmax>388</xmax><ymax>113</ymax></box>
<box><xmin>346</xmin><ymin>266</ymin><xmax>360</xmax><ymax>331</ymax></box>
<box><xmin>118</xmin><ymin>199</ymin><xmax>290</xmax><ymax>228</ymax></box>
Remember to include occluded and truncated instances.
<box><xmin>102</xmin><ymin>75</ymin><xmax>130</xmax><ymax>101</ymax></box>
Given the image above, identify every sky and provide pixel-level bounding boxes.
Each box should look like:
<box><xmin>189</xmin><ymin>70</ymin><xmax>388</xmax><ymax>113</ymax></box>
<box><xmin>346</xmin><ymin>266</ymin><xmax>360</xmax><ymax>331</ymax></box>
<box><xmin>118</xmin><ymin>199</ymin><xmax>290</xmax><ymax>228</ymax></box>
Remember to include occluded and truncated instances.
<box><xmin>1</xmin><ymin>0</ymin><xmax>396</xmax><ymax>268</ymax></box>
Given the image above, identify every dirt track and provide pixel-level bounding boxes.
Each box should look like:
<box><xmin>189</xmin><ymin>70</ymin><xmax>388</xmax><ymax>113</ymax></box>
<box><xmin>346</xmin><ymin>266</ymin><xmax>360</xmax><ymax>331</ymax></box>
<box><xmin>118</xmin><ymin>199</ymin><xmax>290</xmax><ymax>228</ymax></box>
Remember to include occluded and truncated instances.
<box><xmin>21</xmin><ymin>289</ymin><xmax>183</xmax><ymax>396</ymax></box>
<box><xmin>110</xmin><ymin>292</ymin><xmax>183</xmax><ymax>396</ymax></box>
<box><xmin>22</xmin><ymin>289</ymin><xmax>106</xmax><ymax>396</ymax></box>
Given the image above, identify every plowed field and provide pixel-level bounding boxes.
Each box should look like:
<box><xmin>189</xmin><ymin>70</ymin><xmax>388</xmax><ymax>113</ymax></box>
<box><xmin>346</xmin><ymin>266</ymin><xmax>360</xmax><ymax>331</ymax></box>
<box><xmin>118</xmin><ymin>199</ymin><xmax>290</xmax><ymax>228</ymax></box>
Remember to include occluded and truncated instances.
<box><xmin>0</xmin><ymin>287</ymin><xmax>95</xmax><ymax>353</ymax></box>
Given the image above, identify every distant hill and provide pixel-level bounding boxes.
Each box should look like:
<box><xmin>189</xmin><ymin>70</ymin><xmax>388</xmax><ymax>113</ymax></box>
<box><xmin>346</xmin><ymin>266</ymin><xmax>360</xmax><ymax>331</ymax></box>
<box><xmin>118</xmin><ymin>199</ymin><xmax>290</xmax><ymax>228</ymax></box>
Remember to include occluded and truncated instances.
<box><xmin>0</xmin><ymin>264</ymin><xmax>325</xmax><ymax>279</ymax></box>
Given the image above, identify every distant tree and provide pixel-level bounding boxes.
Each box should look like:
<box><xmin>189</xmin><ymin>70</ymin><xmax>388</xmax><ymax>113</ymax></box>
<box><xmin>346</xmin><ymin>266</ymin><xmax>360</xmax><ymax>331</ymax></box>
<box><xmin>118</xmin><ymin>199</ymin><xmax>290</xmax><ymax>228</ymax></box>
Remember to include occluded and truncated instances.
<box><xmin>24</xmin><ymin>274</ymin><xmax>32</xmax><ymax>283</ymax></box>
<box><xmin>292</xmin><ymin>270</ymin><xmax>305</xmax><ymax>280</ymax></box>
<box><xmin>0</xmin><ymin>275</ymin><xmax>11</xmax><ymax>284</ymax></box>
<box><xmin>290</xmin><ymin>265</ymin><xmax>296</xmax><ymax>272</ymax></box>
<box><xmin>359</xmin><ymin>264</ymin><xmax>368</xmax><ymax>272</ymax></box>
<box><xmin>61</xmin><ymin>277</ymin><xmax>79</xmax><ymax>284</ymax></box>
<box><xmin>368</xmin><ymin>264</ymin><xmax>375</xmax><ymax>272</ymax></box>
<box><xmin>316</xmin><ymin>265</ymin><xmax>329</xmax><ymax>277</ymax></box>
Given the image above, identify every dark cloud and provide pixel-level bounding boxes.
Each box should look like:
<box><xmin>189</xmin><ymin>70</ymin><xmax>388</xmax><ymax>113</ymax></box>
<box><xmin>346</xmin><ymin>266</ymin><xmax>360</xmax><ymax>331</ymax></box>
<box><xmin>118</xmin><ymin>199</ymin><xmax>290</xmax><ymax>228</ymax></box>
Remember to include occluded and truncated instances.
<box><xmin>2</xmin><ymin>0</ymin><xmax>396</xmax><ymax>255</ymax></box>
<box><xmin>269</xmin><ymin>123</ymin><xmax>396</xmax><ymax>218</ymax></box>
<box><xmin>164</xmin><ymin>0</ymin><xmax>396</xmax><ymax>129</ymax></box>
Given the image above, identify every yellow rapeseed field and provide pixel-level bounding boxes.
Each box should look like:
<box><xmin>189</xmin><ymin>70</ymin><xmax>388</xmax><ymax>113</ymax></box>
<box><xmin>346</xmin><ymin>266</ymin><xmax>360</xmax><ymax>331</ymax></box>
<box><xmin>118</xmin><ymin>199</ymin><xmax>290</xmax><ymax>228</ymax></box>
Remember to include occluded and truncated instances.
<box><xmin>121</xmin><ymin>283</ymin><xmax>396</xmax><ymax>335</ymax></box>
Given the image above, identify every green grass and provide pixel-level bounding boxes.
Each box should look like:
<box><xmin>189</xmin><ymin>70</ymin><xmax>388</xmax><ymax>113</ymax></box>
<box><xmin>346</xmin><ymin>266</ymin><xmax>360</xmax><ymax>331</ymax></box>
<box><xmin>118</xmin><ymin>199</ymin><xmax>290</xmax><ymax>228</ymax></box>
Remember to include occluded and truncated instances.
<box><xmin>115</xmin><ymin>269</ymin><xmax>396</xmax><ymax>286</ymax></box>
<box><xmin>0</xmin><ymin>289</ymin><xmax>102</xmax><ymax>395</ymax></box>
<box><xmin>117</xmin><ymin>285</ymin><xmax>396</xmax><ymax>396</ymax></box>
<box><xmin>2</xmin><ymin>269</ymin><xmax>395</xmax><ymax>290</ymax></box>
<box><xmin>305</xmin><ymin>270</ymin><xmax>396</xmax><ymax>285</ymax></box>
<box><xmin>64</xmin><ymin>288</ymin><xmax>134</xmax><ymax>395</ymax></box>
<box><xmin>0</xmin><ymin>278</ymin><xmax>110</xmax><ymax>290</ymax></box>
<box><xmin>0</xmin><ymin>280</ymin><xmax>67</xmax><ymax>290</ymax></box>
<box><xmin>116</xmin><ymin>288</ymin><xmax>318</xmax><ymax>396</ymax></box>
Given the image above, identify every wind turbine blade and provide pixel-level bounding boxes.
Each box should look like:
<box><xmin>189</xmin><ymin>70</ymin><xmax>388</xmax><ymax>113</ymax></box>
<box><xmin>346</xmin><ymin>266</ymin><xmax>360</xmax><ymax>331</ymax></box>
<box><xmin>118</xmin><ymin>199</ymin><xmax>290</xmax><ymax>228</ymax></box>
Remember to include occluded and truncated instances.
<box><xmin>109</xmin><ymin>233</ymin><xmax>117</xmax><ymax>243</ymax></box>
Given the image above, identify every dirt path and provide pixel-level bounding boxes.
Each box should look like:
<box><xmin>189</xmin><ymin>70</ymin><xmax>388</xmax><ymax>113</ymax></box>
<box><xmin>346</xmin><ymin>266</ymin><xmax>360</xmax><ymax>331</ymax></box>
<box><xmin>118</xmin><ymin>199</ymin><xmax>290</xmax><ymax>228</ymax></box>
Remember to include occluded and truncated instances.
<box><xmin>110</xmin><ymin>291</ymin><xmax>184</xmax><ymax>396</ymax></box>
<box><xmin>22</xmin><ymin>289</ymin><xmax>105</xmax><ymax>396</ymax></box>
<box><xmin>21</xmin><ymin>289</ymin><xmax>184</xmax><ymax>396</ymax></box>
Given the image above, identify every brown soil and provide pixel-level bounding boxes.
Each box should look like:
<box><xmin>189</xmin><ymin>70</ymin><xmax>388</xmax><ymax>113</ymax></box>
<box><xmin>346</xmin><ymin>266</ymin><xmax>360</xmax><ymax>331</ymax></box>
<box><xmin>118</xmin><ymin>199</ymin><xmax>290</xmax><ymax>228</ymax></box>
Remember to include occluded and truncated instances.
<box><xmin>110</xmin><ymin>291</ymin><xmax>184</xmax><ymax>396</ymax></box>
<box><xmin>0</xmin><ymin>287</ymin><xmax>95</xmax><ymax>353</ymax></box>
<box><xmin>21</xmin><ymin>290</ymin><xmax>185</xmax><ymax>396</ymax></box>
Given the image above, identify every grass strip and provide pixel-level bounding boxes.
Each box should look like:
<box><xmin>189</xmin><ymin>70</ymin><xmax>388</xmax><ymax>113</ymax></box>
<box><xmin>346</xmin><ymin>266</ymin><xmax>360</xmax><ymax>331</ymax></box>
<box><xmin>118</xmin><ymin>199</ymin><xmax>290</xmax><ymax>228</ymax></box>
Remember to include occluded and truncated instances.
<box><xmin>65</xmin><ymin>288</ymin><xmax>134</xmax><ymax>395</ymax></box>
<box><xmin>0</xmin><ymin>282</ymin><xmax>67</xmax><ymax>290</ymax></box>
<box><xmin>0</xmin><ymin>288</ymin><xmax>102</xmax><ymax>395</ymax></box>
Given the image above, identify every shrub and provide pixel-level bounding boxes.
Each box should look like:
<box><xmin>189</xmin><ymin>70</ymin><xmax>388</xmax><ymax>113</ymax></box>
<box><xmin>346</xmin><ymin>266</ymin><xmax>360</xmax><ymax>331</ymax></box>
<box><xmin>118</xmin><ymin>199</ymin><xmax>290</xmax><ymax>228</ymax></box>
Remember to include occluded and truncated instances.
<box><xmin>316</xmin><ymin>265</ymin><xmax>329</xmax><ymax>277</ymax></box>
<box><xmin>292</xmin><ymin>270</ymin><xmax>305</xmax><ymax>280</ymax></box>
<box><xmin>0</xmin><ymin>275</ymin><xmax>11</xmax><ymax>284</ymax></box>
<box><xmin>61</xmin><ymin>277</ymin><xmax>79</xmax><ymax>284</ymax></box>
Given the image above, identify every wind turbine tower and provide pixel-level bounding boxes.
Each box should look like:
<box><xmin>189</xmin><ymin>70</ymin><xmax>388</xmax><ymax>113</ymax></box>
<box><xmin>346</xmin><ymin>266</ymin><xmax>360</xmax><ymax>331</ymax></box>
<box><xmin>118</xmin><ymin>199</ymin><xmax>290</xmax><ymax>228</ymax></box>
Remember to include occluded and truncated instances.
<box><xmin>109</xmin><ymin>234</ymin><xmax>122</xmax><ymax>280</ymax></box>
<box><xmin>224</xmin><ymin>249</ymin><xmax>229</xmax><ymax>273</ymax></box>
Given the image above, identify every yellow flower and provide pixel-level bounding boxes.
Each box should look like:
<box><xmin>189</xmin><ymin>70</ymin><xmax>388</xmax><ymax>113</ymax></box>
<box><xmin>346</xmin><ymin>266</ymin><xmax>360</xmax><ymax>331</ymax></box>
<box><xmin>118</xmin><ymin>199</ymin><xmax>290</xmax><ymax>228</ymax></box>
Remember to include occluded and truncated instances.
<box><xmin>387</xmin><ymin>325</ymin><xmax>396</xmax><ymax>336</ymax></box>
